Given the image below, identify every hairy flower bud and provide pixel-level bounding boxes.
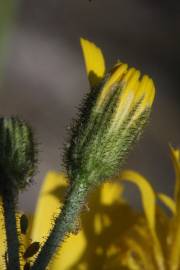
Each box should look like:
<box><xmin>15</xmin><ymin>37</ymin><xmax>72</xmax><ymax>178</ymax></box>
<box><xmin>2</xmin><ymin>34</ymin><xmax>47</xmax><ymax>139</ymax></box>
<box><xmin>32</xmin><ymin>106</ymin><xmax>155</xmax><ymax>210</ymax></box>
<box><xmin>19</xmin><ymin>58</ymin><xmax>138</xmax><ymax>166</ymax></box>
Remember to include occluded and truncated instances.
<box><xmin>0</xmin><ymin>117</ymin><xmax>37</xmax><ymax>193</ymax></box>
<box><xmin>65</xmin><ymin>63</ymin><xmax>155</xmax><ymax>186</ymax></box>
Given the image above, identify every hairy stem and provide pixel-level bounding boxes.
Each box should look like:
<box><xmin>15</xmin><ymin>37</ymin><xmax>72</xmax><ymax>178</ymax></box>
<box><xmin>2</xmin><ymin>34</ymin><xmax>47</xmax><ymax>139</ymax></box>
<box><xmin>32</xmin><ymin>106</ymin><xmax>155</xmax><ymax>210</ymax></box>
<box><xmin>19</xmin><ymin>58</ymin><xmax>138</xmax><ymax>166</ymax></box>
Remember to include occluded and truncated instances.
<box><xmin>31</xmin><ymin>180</ymin><xmax>88</xmax><ymax>270</ymax></box>
<box><xmin>2</xmin><ymin>190</ymin><xmax>20</xmax><ymax>270</ymax></box>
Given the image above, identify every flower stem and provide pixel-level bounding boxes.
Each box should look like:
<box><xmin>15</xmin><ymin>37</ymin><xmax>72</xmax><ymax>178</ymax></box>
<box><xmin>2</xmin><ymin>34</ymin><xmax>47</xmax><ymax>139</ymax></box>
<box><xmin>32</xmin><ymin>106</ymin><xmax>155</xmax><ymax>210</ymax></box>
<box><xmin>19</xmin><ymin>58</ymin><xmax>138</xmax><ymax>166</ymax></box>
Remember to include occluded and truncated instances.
<box><xmin>2</xmin><ymin>189</ymin><xmax>20</xmax><ymax>270</ymax></box>
<box><xmin>31</xmin><ymin>180</ymin><xmax>88</xmax><ymax>270</ymax></box>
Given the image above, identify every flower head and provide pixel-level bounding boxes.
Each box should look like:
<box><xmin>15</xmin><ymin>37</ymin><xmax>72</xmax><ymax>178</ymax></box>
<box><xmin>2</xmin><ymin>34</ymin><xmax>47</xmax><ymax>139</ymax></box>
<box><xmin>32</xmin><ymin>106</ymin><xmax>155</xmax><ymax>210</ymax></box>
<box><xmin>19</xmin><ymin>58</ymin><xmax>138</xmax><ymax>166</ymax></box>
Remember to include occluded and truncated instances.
<box><xmin>65</xmin><ymin>38</ymin><xmax>155</xmax><ymax>186</ymax></box>
<box><xmin>0</xmin><ymin>117</ymin><xmax>37</xmax><ymax>193</ymax></box>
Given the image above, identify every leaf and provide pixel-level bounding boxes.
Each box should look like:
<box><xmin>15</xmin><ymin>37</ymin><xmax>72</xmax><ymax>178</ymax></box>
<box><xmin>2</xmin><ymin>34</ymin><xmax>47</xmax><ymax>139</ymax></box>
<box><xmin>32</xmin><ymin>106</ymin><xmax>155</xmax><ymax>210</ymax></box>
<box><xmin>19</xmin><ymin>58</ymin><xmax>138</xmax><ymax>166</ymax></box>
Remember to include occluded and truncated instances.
<box><xmin>23</xmin><ymin>242</ymin><xmax>40</xmax><ymax>259</ymax></box>
<box><xmin>20</xmin><ymin>214</ymin><xmax>29</xmax><ymax>235</ymax></box>
<box><xmin>80</xmin><ymin>38</ymin><xmax>106</xmax><ymax>87</ymax></box>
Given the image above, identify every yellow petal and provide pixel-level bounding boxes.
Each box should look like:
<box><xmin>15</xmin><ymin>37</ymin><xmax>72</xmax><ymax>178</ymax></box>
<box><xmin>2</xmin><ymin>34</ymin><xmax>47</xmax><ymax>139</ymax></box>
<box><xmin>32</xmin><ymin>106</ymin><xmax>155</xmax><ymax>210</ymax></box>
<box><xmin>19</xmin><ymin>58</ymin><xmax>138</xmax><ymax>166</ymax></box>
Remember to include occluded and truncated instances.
<box><xmin>170</xmin><ymin>145</ymin><xmax>180</xmax><ymax>214</ymax></box>
<box><xmin>122</xmin><ymin>238</ymin><xmax>155</xmax><ymax>270</ymax></box>
<box><xmin>119</xmin><ymin>170</ymin><xmax>165</xmax><ymax>269</ymax></box>
<box><xmin>0</xmin><ymin>202</ymin><xmax>31</xmax><ymax>269</ymax></box>
<box><xmin>0</xmin><ymin>198</ymin><xmax>6</xmax><ymax>269</ymax></box>
<box><xmin>97</xmin><ymin>63</ymin><xmax>128</xmax><ymax>109</ymax></box>
<box><xmin>113</xmin><ymin>69</ymin><xmax>140</xmax><ymax>126</ymax></box>
<box><xmin>31</xmin><ymin>171</ymin><xmax>68</xmax><ymax>244</ymax></box>
<box><xmin>19</xmin><ymin>214</ymin><xmax>34</xmax><ymax>268</ymax></box>
<box><xmin>100</xmin><ymin>181</ymin><xmax>123</xmax><ymax>205</ymax></box>
<box><xmin>128</xmin><ymin>76</ymin><xmax>155</xmax><ymax>125</ymax></box>
<box><xmin>158</xmin><ymin>193</ymin><xmax>176</xmax><ymax>214</ymax></box>
<box><xmin>80</xmin><ymin>38</ymin><xmax>106</xmax><ymax>87</ymax></box>
<box><xmin>135</xmin><ymin>76</ymin><xmax>155</xmax><ymax>110</ymax></box>
<box><xmin>139</xmin><ymin>78</ymin><xmax>155</xmax><ymax>108</ymax></box>
<box><xmin>169</xmin><ymin>146</ymin><xmax>180</xmax><ymax>270</ymax></box>
<box><xmin>50</xmin><ymin>231</ymin><xmax>87</xmax><ymax>270</ymax></box>
<box><xmin>119</xmin><ymin>170</ymin><xmax>156</xmax><ymax>231</ymax></box>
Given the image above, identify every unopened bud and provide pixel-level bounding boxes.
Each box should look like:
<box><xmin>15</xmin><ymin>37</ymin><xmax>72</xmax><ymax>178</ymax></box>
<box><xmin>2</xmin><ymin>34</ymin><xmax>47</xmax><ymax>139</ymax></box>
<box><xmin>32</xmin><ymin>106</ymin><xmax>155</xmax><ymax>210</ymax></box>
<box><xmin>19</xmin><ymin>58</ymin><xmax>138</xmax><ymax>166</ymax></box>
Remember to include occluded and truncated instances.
<box><xmin>0</xmin><ymin>117</ymin><xmax>37</xmax><ymax>193</ymax></box>
<box><xmin>65</xmin><ymin>63</ymin><xmax>155</xmax><ymax>186</ymax></box>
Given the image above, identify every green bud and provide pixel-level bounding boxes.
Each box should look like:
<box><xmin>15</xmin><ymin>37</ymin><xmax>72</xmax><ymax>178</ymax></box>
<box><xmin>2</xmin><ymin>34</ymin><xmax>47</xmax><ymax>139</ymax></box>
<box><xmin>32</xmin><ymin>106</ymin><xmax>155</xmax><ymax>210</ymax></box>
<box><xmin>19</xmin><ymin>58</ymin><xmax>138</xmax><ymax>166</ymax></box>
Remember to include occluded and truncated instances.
<box><xmin>0</xmin><ymin>117</ymin><xmax>37</xmax><ymax>193</ymax></box>
<box><xmin>64</xmin><ymin>63</ymin><xmax>155</xmax><ymax>186</ymax></box>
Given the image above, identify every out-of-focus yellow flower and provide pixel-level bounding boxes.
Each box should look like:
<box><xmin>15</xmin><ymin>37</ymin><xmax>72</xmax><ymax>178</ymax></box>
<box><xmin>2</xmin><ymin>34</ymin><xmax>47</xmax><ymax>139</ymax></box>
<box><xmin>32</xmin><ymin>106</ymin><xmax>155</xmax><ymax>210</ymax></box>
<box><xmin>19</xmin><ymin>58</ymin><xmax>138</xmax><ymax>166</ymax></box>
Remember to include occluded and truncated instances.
<box><xmin>0</xmin><ymin>172</ymin><xmax>135</xmax><ymax>269</ymax></box>
<box><xmin>117</xmin><ymin>146</ymin><xmax>180</xmax><ymax>270</ymax></box>
<box><xmin>0</xmin><ymin>147</ymin><xmax>179</xmax><ymax>270</ymax></box>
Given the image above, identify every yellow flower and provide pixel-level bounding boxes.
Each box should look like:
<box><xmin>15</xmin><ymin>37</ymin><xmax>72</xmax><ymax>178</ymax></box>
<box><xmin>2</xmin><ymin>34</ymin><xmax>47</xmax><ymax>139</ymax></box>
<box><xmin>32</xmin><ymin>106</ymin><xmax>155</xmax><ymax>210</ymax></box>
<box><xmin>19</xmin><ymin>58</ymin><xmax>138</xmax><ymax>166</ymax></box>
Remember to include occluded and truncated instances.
<box><xmin>116</xmin><ymin>146</ymin><xmax>180</xmax><ymax>270</ymax></box>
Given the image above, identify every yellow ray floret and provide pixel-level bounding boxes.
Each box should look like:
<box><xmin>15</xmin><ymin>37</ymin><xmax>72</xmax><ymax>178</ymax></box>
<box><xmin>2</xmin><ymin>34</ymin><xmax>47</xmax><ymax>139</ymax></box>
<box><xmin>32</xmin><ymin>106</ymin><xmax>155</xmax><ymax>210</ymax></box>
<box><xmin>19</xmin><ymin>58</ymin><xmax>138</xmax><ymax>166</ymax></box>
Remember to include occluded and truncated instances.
<box><xmin>119</xmin><ymin>170</ymin><xmax>156</xmax><ymax>231</ymax></box>
<box><xmin>128</xmin><ymin>76</ymin><xmax>155</xmax><ymax>124</ymax></box>
<box><xmin>170</xmin><ymin>146</ymin><xmax>180</xmax><ymax>213</ymax></box>
<box><xmin>80</xmin><ymin>38</ymin><xmax>106</xmax><ymax>87</ymax></box>
<box><xmin>96</xmin><ymin>64</ymin><xmax>139</xmax><ymax>137</ymax></box>
<box><xmin>113</xmin><ymin>69</ymin><xmax>141</xmax><ymax>123</ymax></box>
<box><xmin>80</xmin><ymin>38</ymin><xmax>155</xmax><ymax>121</ymax></box>
<box><xmin>0</xmin><ymin>199</ymin><xmax>6</xmax><ymax>269</ymax></box>
<box><xmin>31</xmin><ymin>172</ymin><xmax>68</xmax><ymax>244</ymax></box>
<box><xmin>158</xmin><ymin>193</ymin><xmax>176</xmax><ymax>214</ymax></box>
<box><xmin>96</xmin><ymin>62</ymin><xmax>155</xmax><ymax>129</ymax></box>
<box><xmin>100</xmin><ymin>181</ymin><xmax>123</xmax><ymax>205</ymax></box>
<box><xmin>96</xmin><ymin>63</ymin><xmax>128</xmax><ymax>109</ymax></box>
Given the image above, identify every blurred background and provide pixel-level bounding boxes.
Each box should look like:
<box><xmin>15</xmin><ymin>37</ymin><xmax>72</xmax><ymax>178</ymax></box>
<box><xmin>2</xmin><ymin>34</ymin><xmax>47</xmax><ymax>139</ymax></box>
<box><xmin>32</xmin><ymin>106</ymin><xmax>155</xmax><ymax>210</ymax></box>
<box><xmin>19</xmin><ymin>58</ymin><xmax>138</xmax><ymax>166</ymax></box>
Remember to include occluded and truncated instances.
<box><xmin>0</xmin><ymin>0</ymin><xmax>179</xmax><ymax>212</ymax></box>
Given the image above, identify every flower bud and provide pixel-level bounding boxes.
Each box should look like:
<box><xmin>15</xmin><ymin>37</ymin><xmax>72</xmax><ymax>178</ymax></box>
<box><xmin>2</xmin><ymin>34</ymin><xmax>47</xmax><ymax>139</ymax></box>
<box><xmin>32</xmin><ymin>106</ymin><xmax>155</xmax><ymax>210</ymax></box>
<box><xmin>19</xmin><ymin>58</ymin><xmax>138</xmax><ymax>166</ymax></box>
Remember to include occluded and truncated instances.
<box><xmin>65</xmin><ymin>63</ymin><xmax>155</xmax><ymax>186</ymax></box>
<box><xmin>0</xmin><ymin>117</ymin><xmax>37</xmax><ymax>193</ymax></box>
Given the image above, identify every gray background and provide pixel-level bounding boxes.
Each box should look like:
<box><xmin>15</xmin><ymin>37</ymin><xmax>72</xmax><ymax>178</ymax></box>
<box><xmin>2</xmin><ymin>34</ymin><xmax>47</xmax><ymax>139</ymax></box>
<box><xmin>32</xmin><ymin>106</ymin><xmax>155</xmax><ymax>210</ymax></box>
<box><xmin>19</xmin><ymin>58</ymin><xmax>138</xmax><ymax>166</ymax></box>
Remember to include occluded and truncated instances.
<box><xmin>0</xmin><ymin>0</ymin><xmax>180</xmax><ymax>212</ymax></box>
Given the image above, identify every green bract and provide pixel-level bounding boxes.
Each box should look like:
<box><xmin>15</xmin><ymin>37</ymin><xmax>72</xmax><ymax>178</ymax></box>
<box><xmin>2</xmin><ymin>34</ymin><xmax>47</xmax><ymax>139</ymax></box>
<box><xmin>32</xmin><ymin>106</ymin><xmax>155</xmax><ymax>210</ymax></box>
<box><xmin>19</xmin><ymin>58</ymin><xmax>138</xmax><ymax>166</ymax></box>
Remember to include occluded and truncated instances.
<box><xmin>0</xmin><ymin>117</ymin><xmax>37</xmax><ymax>193</ymax></box>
